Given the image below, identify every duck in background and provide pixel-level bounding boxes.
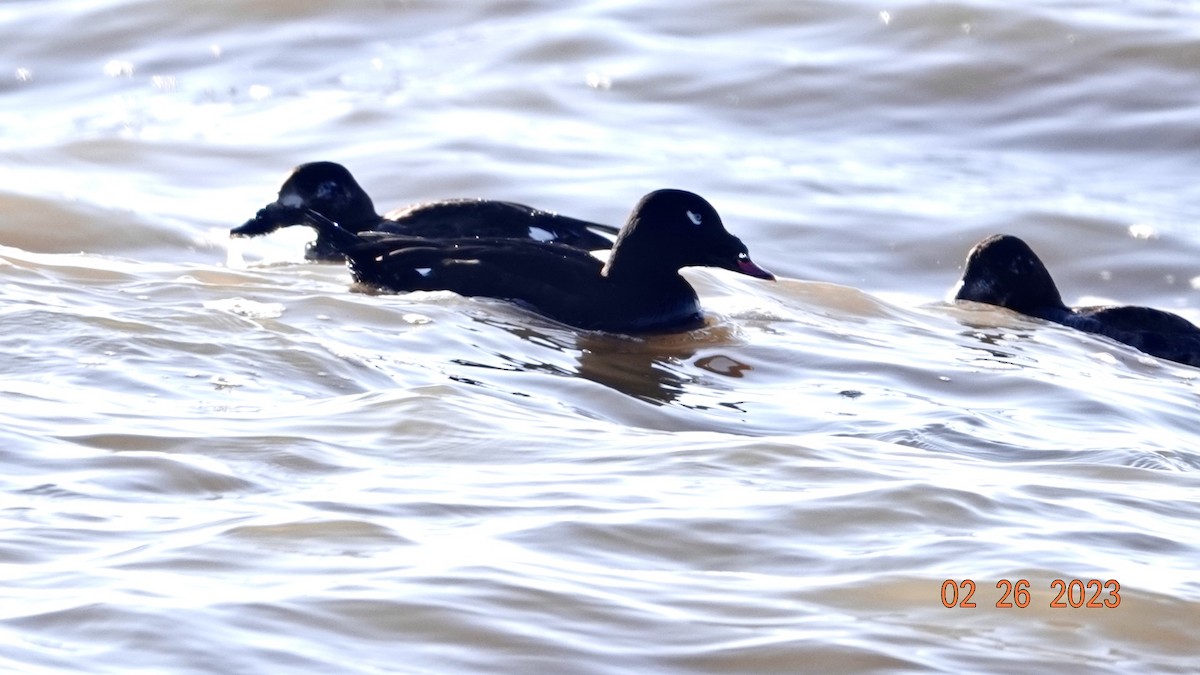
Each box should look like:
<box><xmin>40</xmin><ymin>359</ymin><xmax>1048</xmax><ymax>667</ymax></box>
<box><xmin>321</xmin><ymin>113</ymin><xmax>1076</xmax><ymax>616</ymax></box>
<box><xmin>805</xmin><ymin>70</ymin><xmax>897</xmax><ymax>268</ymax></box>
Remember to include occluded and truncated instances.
<box><xmin>231</xmin><ymin>161</ymin><xmax>619</xmax><ymax>261</ymax></box>
<box><xmin>953</xmin><ymin>233</ymin><xmax>1200</xmax><ymax>367</ymax></box>
<box><xmin>292</xmin><ymin>188</ymin><xmax>775</xmax><ymax>334</ymax></box>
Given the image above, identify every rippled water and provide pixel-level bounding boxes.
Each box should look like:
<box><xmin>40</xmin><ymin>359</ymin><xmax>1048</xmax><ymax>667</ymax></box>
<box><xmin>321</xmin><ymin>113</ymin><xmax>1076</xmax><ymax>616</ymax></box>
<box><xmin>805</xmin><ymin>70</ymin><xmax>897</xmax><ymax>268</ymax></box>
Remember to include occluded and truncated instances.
<box><xmin>4</xmin><ymin>1</ymin><xmax>1200</xmax><ymax>672</ymax></box>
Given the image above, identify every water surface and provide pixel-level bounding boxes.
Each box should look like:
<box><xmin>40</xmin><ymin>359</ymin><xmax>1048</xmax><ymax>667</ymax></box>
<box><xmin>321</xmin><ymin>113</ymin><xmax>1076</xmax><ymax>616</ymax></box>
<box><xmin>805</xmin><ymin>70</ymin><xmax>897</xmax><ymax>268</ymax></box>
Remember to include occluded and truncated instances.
<box><xmin>3</xmin><ymin>1</ymin><xmax>1200</xmax><ymax>672</ymax></box>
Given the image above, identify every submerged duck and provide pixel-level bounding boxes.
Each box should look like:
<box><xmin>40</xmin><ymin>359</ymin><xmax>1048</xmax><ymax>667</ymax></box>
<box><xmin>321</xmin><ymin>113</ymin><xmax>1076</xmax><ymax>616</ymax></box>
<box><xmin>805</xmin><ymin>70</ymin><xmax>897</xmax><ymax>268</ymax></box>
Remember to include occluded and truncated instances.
<box><xmin>953</xmin><ymin>233</ymin><xmax>1200</xmax><ymax>367</ymax></box>
<box><xmin>231</xmin><ymin>161</ymin><xmax>619</xmax><ymax>261</ymax></box>
<box><xmin>298</xmin><ymin>188</ymin><xmax>775</xmax><ymax>333</ymax></box>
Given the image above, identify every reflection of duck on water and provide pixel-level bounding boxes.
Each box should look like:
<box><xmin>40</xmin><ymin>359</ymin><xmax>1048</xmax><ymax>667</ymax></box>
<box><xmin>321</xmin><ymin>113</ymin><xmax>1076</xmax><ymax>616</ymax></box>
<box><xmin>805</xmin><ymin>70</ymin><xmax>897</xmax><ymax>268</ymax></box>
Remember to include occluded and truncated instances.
<box><xmin>446</xmin><ymin>315</ymin><xmax>757</xmax><ymax>407</ymax></box>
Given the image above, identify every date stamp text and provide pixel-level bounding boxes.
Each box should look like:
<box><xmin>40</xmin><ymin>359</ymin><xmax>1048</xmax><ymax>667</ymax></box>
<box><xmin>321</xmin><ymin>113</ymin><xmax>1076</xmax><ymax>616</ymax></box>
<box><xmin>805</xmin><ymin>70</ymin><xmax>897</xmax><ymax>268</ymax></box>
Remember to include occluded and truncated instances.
<box><xmin>940</xmin><ymin>579</ymin><xmax>1120</xmax><ymax>608</ymax></box>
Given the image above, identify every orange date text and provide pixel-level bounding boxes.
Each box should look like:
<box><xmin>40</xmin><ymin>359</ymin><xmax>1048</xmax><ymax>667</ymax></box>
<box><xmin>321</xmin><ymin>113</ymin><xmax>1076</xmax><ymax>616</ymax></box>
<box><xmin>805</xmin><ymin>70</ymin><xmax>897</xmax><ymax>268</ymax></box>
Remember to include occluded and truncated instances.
<box><xmin>940</xmin><ymin>579</ymin><xmax>1120</xmax><ymax>608</ymax></box>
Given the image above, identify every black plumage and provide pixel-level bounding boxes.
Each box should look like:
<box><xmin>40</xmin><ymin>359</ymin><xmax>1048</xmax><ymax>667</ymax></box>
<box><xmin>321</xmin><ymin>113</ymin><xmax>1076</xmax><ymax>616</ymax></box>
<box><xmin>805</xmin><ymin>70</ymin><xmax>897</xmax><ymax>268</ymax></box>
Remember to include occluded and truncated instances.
<box><xmin>300</xmin><ymin>188</ymin><xmax>775</xmax><ymax>334</ymax></box>
<box><xmin>954</xmin><ymin>234</ymin><xmax>1200</xmax><ymax>367</ymax></box>
<box><xmin>232</xmin><ymin>161</ymin><xmax>618</xmax><ymax>260</ymax></box>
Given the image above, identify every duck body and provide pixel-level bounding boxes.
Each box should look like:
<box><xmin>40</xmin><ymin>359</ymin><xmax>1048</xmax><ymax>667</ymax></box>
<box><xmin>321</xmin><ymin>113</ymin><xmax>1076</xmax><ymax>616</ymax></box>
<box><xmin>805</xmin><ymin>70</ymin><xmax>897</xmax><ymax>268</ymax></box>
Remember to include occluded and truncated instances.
<box><xmin>299</xmin><ymin>188</ymin><xmax>775</xmax><ymax>334</ymax></box>
<box><xmin>1060</xmin><ymin>306</ymin><xmax>1200</xmax><ymax>367</ymax></box>
<box><xmin>954</xmin><ymin>234</ymin><xmax>1200</xmax><ymax>366</ymax></box>
<box><xmin>232</xmin><ymin>161</ymin><xmax>618</xmax><ymax>261</ymax></box>
<box><xmin>344</xmin><ymin>236</ymin><xmax>707</xmax><ymax>332</ymax></box>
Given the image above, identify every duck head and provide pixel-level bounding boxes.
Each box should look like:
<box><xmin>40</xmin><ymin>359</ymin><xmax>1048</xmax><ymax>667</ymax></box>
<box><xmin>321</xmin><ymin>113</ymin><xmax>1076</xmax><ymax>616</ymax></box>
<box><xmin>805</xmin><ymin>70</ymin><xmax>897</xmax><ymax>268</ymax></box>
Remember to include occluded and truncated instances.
<box><xmin>953</xmin><ymin>234</ymin><xmax>1066</xmax><ymax>318</ymax></box>
<box><xmin>601</xmin><ymin>189</ymin><xmax>774</xmax><ymax>282</ymax></box>
<box><xmin>232</xmin><ymin>161</ymin><xmax>380</xmax><ymax>237</ymax></box>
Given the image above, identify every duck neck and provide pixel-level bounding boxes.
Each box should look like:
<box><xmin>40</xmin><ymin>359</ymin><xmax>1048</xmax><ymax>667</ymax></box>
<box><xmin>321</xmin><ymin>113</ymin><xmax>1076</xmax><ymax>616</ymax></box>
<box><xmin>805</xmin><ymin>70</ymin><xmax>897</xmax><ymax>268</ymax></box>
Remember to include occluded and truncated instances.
<box><xmin>601</xmin><ymin>250</ymin><xmax>679</xmax><ymax>282</ymax></box>
<box><xmin>600</xmin><ymin>218</ymin><xmax>682</xmax><ymax>281</ymax></box>
<box><xmin>340</xmin><ymin>212</ymin><xmax>387</xmax><ymax>234</ymax></box>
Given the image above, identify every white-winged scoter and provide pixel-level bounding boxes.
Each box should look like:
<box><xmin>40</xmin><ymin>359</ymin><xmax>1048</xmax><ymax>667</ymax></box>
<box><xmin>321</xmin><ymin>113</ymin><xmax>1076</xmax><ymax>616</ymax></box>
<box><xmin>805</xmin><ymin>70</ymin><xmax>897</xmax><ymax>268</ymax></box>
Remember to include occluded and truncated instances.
<box><xmin>231</xmin><ymin>161</ymin><xmax>619</xmax><ymax>261</ymax></box>
<box><xmin>953</xmin><ymin>233</ymin><xmax>1200</xmax><ymax>367</ymax></box>
<box><xmin>298</xmin><ymin>188</ymin><xmax>775</xmax><ymax>334</ymax></box>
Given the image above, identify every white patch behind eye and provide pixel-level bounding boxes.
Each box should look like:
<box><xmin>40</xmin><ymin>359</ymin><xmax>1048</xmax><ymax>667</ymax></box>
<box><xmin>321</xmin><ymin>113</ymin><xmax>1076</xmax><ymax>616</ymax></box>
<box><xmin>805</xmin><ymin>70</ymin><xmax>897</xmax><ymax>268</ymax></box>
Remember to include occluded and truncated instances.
<box><xmin>279</xmin><ymin>193</ymin><xmax>304</xmax><ymax>207</ymax></box>
<box><xmin>686</xmin><ymin>210</ymin><xmax>702</xmax><ymax>226</ymax></box>
<box><xmin>316</xmin><ymin>181</ymin><xmax>340</xmax><ymax>201</ymax></box>
<box><xmin>415</xmin><ymin>267</ymin><xmax>433</xmax><ymax>278</ymax></box>
<box><xmin>528</xmin><ymin>226</ymin><xmax>555</xmax><ymax>242</ymax></box>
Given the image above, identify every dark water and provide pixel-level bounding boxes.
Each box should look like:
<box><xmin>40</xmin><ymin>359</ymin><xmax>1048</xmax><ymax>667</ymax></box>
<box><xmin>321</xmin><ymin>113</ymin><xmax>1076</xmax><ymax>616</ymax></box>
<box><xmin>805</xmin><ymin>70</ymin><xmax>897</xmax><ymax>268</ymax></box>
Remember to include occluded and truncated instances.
<box><xmin>3</xmin><ymin>1</ymin><xmax>1200</xmax><ymax>672</ymax></box>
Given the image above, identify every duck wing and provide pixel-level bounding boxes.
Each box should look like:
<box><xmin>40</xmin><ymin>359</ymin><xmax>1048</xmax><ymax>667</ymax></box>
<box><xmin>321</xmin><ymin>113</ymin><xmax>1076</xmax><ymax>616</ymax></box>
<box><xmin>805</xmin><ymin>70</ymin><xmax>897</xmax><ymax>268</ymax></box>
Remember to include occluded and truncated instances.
<box><xmin>382</xmin><ymin>200</ymin><xmax>618</xmax><ymax>249</ymax></box>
